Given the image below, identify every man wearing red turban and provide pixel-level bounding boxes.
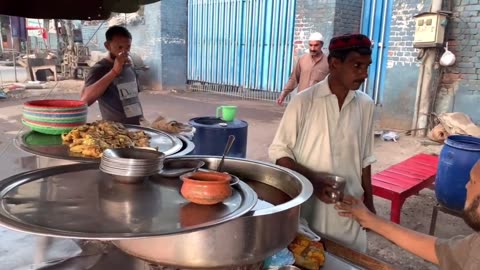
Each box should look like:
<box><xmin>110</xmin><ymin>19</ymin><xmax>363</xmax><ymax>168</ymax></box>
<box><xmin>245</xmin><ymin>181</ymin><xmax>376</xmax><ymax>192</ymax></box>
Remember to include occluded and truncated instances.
<box><xmin>269</xmin><ymin>34</ymin><xmax>375</xmax><ymax>252</ymax></box>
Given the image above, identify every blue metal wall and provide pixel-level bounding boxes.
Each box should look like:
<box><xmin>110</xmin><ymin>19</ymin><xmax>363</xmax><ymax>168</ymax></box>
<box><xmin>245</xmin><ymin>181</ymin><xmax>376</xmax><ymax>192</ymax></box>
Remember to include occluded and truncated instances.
<box><xmin>188</xmin><ymin>0</ymin><xmax>296</xmax><ymax>92</ymax></box>
<box><xmin>361</xmin><ymin>0</ymin><xmax>393</xmax><ymax>104</ymax></box>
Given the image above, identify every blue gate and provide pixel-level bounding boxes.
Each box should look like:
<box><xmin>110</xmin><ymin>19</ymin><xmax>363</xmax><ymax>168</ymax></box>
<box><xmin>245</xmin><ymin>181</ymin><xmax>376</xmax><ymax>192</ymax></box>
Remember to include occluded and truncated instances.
<box><xmin>188</xmin><ymin>0</ymin><xmax>296</xmax><ymax>94</ymax></box>
<box><xmin>361</xmin><ymin>0</ymin><xmax>393</xmax><ymax>104</ymax></box>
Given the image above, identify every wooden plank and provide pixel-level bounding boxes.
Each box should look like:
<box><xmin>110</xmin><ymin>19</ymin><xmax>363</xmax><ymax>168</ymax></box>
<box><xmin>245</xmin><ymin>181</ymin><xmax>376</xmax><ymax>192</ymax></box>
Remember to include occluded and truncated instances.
<box><xmin>322</xmin><ymin>237</ymin><xmax>397</xmax><ymax>270</ymax></box>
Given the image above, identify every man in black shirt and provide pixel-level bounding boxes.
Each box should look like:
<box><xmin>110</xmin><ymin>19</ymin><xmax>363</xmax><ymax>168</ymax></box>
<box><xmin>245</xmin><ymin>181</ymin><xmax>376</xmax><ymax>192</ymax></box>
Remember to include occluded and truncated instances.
<box><xmin>81</xmin><ymin>25</ymin><xmax>143</xmax><ymax>125</ymax></box>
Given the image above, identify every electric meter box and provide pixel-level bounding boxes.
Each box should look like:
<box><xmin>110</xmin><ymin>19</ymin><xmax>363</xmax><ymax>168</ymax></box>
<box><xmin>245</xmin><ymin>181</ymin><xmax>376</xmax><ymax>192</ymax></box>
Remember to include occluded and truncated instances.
<box><xmin>413</xmin><ymin>12</ymin><xmax>447</xmax><ymax>48</ymax></box>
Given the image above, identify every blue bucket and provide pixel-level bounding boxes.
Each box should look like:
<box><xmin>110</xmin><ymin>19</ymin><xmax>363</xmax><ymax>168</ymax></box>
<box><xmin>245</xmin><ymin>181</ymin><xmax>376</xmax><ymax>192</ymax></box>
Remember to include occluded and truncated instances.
<box><xmin>435</xmin><ymin>135</ymin><xmax>480</xmax><ymax>211</ymax></box>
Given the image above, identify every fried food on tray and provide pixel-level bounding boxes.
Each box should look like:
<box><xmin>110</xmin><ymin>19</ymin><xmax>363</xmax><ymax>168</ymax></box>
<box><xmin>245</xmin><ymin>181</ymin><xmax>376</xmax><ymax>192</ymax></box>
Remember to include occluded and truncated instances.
<box><xmin>288</xmin><ymin>234</ymin><xmax>325</xmax><ymax>269</ymax></box>
<box><xmin>151</xmin><ymin>115</ymin><xmax>193</xmax><ymax>134</ymax></box>
<box><xmin>61</xmin><ymin>120</ymin><xmax>151</xmax><ymax>158</ymax></box>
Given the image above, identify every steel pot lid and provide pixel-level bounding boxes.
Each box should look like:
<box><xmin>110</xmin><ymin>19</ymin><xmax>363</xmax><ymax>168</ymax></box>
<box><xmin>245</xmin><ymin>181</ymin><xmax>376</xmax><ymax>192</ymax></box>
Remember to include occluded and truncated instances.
<box><xmin>14</xmin><ymin>124</ymin><xmax>184</xmax><ymax>162</ymax></box>
<box><xmin>0</xmin><ymin>163</ymin><xmax>257</xmax><ymax>240</ymax></box>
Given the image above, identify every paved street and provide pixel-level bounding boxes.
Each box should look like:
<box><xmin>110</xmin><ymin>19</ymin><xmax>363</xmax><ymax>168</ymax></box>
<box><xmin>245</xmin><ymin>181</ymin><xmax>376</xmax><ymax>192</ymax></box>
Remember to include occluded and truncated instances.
<box><xmin>0</xmin><ymin>84</ymin><xmax>473</xmax><ymax>269</ymax></box>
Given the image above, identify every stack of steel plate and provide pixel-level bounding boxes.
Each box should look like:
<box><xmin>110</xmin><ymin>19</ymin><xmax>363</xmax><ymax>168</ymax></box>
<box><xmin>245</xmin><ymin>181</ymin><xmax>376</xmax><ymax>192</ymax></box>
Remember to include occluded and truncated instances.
<box><xmin>100</xmin><ymin>148</ymin><xmax>165</xmax><ymax>183</ymax></box>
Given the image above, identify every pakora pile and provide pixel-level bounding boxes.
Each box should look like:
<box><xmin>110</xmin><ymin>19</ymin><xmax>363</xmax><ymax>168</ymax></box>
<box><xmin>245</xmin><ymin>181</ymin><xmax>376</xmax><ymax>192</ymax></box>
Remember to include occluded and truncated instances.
<box><xmin>61</xmin><ymin>120</ymin><xmax>151</xmax><ymax>158</ymax></box>
<box><xmin>288</xmin><ymin>234</ymin><xmax>325</xmax><ymax>269</ymax></box>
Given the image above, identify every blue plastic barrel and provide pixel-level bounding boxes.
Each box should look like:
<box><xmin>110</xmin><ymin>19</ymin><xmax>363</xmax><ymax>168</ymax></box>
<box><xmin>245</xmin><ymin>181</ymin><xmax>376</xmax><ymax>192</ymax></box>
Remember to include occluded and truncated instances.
<box><xmin>435</xmin><ymin>135</ymin><xmax>480</xmax><ymax>211</ymax></box>
<box><xmin>189</xmin><ymin>117</ymin><xmax>248</xmax><ymax>158</ymax></box>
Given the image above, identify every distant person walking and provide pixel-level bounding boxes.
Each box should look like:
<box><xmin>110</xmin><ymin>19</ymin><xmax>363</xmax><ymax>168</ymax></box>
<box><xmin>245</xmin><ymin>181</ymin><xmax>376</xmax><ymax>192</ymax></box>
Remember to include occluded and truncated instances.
<box><xmin>276</xmin><ymin>32</ymin><xmax>330</xmax><ymax>105</ymax></box>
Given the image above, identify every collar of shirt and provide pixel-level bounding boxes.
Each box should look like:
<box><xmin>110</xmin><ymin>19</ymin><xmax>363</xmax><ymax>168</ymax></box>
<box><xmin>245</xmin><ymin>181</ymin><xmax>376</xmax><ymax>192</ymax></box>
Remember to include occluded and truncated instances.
<box><xmin>309</xmin><ymin>52</ymin><xmax>325</xmax><ymax>65</ymax></box>
<box><xmin>311</xmin><ymin>76</ymin><xmax>357</xmax><ymax>106</ymax></box>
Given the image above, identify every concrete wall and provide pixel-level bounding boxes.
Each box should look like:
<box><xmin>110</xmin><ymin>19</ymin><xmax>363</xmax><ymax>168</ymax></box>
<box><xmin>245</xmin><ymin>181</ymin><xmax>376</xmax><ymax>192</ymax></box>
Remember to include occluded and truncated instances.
<box><xmin>82</xmin><ymin>0</ymin><xmax>187</xmax><ymax>90</ymax></box>
<box><xmin>158</xmin><ymin>0</ymin><xmax>188</xmax><ymax>90</ymax></box>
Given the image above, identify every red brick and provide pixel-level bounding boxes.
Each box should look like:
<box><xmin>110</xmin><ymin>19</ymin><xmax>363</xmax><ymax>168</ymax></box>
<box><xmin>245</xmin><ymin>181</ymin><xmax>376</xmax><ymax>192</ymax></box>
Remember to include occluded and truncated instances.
<box><xmin>447</xmin><ymin>40</ymin><xmax>458</xmax><ymax>47</ymax></box>
<box><xmin>442</xmin><ymin>73</ymin><xmax>463</xmax><ymax>84</ymax></box>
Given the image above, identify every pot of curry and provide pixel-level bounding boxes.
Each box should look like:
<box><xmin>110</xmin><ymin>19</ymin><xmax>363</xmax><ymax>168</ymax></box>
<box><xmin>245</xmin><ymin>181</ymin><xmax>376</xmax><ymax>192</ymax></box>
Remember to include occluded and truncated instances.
<box><xmin>113</xmin><ymin>156</ymin><xmax>313</xmax><ymax>268</ymax></box>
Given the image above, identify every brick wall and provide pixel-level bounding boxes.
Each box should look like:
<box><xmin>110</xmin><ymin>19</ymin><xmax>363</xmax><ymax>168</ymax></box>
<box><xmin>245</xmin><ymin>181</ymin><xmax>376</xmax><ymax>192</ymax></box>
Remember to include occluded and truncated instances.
<box><xmin>293</xmin><ymin>0</ymin><xmax>335</xmax><ymax>58</ymax></box>
<box><xmin>376</xmin><ymin>0</ymin><xmax>431</xmax><ymax>129</ymax></box>
<box><xmin>293</xmin><ymin>0</ymin><xmax>362</xmax><ymax>59</ymax></box>
<box><xmin>333</xmin><ymin>0</ymin><xmax>363</xmax><ymax>36</ymax></box>
<box><xmin>378</xmin><ymin>0</ymin><xmax>480</xmax><ymax>128</ymax></box>
<box><xmin>435</xmin><ymin>0</ymin><xmax>480</xmax><ymax>122</ymax></box>
<box><xmin>387</xmin><ymin>1</ymin><xmax>430</xmax><ymax>67</ymax></box>
<box><xmin>441</xmin><ymin>0</ymin><xmax>480</xmax><ymax>81</ymax></box>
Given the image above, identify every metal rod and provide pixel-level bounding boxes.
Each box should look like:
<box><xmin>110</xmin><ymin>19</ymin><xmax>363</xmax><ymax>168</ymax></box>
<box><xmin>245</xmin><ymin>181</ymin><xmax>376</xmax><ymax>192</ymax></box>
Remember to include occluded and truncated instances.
<box><xmin>217</xmin><ymin>135</ymin><xmax>235</xmax><ymax>172</ymax></box>
<box><xmin>364</xmin><ymin>0</ymin><xmax>377</xmax><ymax>94</ymax></box>
<box><xmin>374</xmin><ymin>0</ymin><xmax>389</xmax><ymax>104</ymax></box>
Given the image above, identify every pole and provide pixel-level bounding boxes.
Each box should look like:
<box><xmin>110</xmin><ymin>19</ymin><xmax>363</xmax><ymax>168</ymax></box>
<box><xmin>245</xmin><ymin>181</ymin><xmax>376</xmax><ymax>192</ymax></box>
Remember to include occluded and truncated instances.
<box><xmin>0</xmin><ymin>20</ymin><xmax>4</xmax><ymax>53</ymax></box>
<box><xmin>9</xmin><ymin>20</ymin><xmax>18</xmax><ymax>82</ymax></box>
<box><xmin>416</xmin><ymin>49</ymin><xmax>436</xmax><ymax>136</ymax></box>
<box><xmin>414</xmin><ymin>0</ymin><xmax>443</xmax><ymax>136</ymax></box>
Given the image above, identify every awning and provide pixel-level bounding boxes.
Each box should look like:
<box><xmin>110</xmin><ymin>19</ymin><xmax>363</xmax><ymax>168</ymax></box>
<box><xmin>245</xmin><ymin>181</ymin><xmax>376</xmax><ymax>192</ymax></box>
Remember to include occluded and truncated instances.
<box><xmin>0</xmin><ymin>0</ymin><xmax>161</xmax><ymax>20</ymax></box>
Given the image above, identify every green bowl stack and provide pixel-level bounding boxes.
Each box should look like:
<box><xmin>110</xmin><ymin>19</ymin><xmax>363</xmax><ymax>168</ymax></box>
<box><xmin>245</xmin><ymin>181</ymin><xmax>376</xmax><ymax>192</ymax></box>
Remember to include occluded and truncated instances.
<box><xmin>22</xmin><ymin>99</ymin><xmax>88</xmax><ymax>135</ymax></box>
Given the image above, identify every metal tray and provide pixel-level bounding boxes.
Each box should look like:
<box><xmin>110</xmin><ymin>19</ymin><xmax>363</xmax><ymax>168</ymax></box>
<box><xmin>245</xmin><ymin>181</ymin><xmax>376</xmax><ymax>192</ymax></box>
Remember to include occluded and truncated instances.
<box><xmin>14</xmin><ymin>124</ymin><xmax>184</xmax><ymax>162</ymax></box>
<box><xmin>0</xmin><ymin>162</ymin><xmax>257</xmax><ymax>239</ymax></box>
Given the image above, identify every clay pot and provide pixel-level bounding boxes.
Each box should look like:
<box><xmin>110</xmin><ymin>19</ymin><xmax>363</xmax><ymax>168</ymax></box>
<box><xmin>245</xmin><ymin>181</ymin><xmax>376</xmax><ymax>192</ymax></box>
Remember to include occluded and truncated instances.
<box><xmin>180</xmin><ymin>171</ymin><xmax>232</xmax><ymax>205</ymax></box>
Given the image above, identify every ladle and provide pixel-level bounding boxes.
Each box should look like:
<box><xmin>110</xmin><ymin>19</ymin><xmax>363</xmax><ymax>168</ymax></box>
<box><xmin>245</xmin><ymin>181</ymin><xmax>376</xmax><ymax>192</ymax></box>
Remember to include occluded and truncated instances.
<box><xmin>216</xmin><ymin>135</ymin><xmax>235</xmax><ymax>172</ymax></box>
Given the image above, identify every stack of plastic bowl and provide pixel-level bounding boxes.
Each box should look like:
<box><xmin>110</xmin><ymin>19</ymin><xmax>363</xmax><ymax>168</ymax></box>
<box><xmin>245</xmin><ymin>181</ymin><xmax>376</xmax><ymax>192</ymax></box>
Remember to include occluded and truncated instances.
<box><xmin>22</xmin><ymin>99</ymin><xmax>88</xmax><ymax>135</ymax></box>
<box><xmin>100</xmin><ymin>148</ymin><xmax>165</xmax><ymax>184</ymax></box>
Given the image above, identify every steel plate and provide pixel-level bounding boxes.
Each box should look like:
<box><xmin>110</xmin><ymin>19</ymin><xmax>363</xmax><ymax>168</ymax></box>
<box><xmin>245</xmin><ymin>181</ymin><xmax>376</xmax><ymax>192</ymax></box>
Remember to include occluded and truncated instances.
<box><xmin>0</xmin><ymin>163</ymin><xmax>257</xmax><ymax>239</ymax></box>
<box><xmin>14</xmin><ymin>124</ymin><xmax>184</xmax><ymax>162</ymax></box>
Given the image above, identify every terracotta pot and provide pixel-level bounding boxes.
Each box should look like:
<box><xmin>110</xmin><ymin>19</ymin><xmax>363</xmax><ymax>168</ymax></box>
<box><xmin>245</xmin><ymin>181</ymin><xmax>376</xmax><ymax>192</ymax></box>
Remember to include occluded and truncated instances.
<box><xmin>180</xmin><ymin>171</ymin><xmax>232</xmax><ymax>205</ymax></box>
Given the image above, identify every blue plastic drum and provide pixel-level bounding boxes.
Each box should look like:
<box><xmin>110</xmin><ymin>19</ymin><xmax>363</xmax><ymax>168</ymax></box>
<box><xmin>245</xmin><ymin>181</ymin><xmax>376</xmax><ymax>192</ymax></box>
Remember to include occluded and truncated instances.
<box><xmin>436</xmin><ymin>135</ymin><xmax>480</xmax><ymax>211</ymax></box>
<box><xmin>189</xmin><ymin>117</ymin><xmax>248</xmax><ymax>158</ymax></box>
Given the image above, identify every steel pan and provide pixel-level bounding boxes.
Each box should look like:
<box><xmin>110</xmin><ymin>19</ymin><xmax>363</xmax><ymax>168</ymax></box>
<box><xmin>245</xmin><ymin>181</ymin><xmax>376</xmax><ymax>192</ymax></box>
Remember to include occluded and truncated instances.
<box><xmin>114</xmin><ymin>156</ymin><xmax>313</xmax><ymax>268</ymax></box>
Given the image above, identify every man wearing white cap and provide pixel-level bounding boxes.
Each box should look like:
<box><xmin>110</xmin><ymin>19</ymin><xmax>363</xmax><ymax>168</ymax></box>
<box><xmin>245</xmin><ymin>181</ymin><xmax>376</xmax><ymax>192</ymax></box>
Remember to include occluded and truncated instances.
<box><xmin>276</xmin><ymin>32</ymin><xmax>329</xmax><ymax>105</ymax></box>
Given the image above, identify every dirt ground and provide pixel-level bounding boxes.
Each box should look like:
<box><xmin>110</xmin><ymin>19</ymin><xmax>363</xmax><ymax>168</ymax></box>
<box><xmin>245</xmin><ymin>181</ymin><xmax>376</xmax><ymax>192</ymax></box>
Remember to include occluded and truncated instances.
<box><xmin>0</xmin><ymin>80</ymin><xmax>474</xmax><ymax>270</ymax></box>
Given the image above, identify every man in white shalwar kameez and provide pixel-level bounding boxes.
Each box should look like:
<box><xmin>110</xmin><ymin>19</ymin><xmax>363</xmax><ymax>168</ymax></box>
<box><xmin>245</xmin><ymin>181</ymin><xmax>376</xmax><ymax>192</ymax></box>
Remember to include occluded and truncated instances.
<box><xmin>269</xmin><ymin>34</ymin><xmax>376</xmax><ymax>252</ymax></box>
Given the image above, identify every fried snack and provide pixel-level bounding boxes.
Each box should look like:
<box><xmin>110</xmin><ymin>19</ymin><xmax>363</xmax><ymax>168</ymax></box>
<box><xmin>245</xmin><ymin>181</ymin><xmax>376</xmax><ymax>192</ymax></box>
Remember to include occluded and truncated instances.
<box><xmin>288</xmin><ymin>234</ymin><xmax>325</xmax><ymax>270</ymax></box>
<box><xmin>151</xmin><ymin>115</ymin><xmax>193</xmax><ymax>134</ymax></box>
<box><xmin>61</xmin><ymin>120</ymin><xmax>151</xmax><ymax>158</ymax></box>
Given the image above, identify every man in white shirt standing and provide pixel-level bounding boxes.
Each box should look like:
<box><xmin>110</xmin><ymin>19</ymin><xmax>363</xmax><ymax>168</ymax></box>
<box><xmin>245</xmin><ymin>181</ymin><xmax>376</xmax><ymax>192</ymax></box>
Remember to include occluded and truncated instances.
<box><xmin>268</xmin><ymin>34</ymin><xmax>376</xmax><ymax>252</ymax></box>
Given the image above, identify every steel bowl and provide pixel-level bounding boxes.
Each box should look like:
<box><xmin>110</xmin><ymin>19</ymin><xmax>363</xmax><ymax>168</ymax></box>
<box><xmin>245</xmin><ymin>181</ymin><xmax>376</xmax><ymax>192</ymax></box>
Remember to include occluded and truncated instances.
<box><xmin>101</xmin><ymin>148</ymin><xmax>165</xmax><ymax>184</ymax></box>
<box><xmin>103</xmin><ymin>148</ymin><xmax>165</xmax><ymax>161</ymax></box>
<box><xmin>113</xmin><ymin>156</ymin><xmax>313</xmax><ymax>268</ymax></box>
<box><xmin>278</xmin><ymin>266</ymin><xmax>301</xmax><ymax>270</ymax></box>
<box><xmin>158</xmin><ymin>158</ymin><xmax>205</xmax><ymax>178</ymax></box>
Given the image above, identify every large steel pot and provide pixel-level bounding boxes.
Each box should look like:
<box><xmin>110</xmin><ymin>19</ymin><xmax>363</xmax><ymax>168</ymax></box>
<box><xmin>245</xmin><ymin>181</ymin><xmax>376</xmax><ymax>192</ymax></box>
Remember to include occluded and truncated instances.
<box><xmin>114</xmin><ymin>156</ymin><xmax>313</xmax><ymax>269</ymax></box>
